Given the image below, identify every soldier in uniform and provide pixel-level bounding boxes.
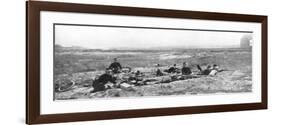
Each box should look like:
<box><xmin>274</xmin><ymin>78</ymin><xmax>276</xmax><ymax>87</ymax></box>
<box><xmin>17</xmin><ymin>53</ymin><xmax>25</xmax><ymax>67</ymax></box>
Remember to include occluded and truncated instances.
<box><xmin>108</xmin><ymin>58</ymin><xmax>122</xmax><ymax>74</ymax></box>
<box><xmin>91</xmin><ymin>69</ymin><xmax>116</xmax><ymax>93</ymax></box>
<box><xmin>167</xmin><ymin>64</ymin><xmax>179</xmax><ymax>73</ymax></box>
<box><xmin>181</xmin><ymin>62</ymin><xmax>192</xmax><ymax>75</ymax></box>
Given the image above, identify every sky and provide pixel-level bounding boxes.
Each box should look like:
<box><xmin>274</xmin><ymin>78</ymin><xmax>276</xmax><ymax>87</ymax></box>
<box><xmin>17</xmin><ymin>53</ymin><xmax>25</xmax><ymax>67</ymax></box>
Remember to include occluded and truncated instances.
<box><xmin>55</xmin><ymin>25</ymin><xmax>252</xmax><ymax>49</ymax></box>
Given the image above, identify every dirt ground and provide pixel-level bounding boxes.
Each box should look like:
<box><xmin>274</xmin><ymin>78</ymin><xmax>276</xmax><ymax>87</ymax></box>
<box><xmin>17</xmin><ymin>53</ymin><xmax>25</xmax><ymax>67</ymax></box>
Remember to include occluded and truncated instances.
<box><xmin>55</xmin><ymin>70</ymin><xmax>251</xmax><ymax>100</ymax></box>
<box><xmin>54</xmin><ymin>48</ymin><xmax>252</xmax><ymax>100</ymax></box>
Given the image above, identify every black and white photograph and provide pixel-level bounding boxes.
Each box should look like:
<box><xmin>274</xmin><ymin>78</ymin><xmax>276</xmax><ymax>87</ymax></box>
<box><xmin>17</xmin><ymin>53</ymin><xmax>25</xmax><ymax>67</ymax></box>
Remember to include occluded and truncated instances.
<box><xmin>54</xmin><ymin>23</ymin><xmax>253</xmax><ymax>100</ymax></box>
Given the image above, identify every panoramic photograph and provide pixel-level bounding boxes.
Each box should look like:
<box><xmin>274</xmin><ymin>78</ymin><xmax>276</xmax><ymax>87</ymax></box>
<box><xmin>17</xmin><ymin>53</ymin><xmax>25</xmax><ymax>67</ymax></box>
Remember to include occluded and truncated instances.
<box><xmin>54</xmin><ymin>24</ymin><xmax>253</xmax><ymax>100</ymax></box>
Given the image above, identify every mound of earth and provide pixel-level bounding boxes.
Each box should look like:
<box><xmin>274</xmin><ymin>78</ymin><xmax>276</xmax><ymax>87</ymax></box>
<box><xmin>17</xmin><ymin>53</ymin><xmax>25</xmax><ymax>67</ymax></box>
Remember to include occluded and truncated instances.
<box><xmin>55</xmin><ymin>70</ymin><xmax>252</xmax><ymax>100</ymax></box>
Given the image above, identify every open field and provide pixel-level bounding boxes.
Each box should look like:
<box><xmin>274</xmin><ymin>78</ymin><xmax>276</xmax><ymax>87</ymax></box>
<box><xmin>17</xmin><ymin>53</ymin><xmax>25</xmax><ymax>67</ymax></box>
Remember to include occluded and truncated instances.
<box><xmin>54</xmin><ymin>46</ymin><xmax>252</xmax><ymax>100</ymax></box>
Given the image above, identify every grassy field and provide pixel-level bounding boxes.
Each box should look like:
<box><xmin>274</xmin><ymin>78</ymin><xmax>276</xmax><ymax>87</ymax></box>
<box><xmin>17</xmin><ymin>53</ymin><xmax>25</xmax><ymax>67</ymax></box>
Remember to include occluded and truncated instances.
<box><xmin>54</xmin><ymin>46</ymin><xmax>252</xmax><ymax>100</ymax></box>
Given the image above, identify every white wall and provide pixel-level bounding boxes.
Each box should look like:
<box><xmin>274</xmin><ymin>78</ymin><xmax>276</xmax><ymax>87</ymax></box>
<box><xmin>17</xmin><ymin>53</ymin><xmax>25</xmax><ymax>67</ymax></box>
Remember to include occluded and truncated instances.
<box><xmin>0</xmin><ymin>0</ymin><xmax>280</xmax><ymax>125</ymax></box>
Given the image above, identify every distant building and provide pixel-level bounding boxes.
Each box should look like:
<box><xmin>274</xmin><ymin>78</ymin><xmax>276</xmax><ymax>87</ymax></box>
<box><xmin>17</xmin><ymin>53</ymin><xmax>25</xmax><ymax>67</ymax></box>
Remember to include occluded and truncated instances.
<box><xmin>240</xmin><ymin>34</ymin><xmax>253</xmax><ymax>48</ymax></box>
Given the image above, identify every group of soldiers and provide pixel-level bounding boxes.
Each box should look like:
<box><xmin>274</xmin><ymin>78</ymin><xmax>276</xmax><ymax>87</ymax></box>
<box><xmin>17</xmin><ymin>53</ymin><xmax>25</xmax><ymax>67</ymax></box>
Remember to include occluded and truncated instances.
<box><xmin>156</xmin><ymin>62</ymin><xmax>222</xmax><ymax>76</ymax></box>
<box><xmin>156</xmin><ymin>62</ymin><xmax>192</xmax><ymax>76</ymax></box>
<box><xmin>91</xmin><ymin>58</ymin><xmax>223</xmax><ymax>93</ymax></box>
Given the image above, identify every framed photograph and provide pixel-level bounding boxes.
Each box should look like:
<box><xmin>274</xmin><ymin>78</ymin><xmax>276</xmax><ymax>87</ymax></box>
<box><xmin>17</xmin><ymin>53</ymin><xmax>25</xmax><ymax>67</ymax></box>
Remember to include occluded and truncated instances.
<box><xmin>26</xmin><ymin>1</ymin><xmax>267</xmax><ymax>124</ymax></box>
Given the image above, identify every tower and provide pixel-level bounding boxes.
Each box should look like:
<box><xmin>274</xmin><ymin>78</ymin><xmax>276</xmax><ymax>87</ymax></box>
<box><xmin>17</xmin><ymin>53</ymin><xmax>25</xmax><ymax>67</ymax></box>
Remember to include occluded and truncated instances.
<box><xmin>240</xmin><ymin>34</ymin><xmax>253</xmax><ymax>48</ymax></box>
